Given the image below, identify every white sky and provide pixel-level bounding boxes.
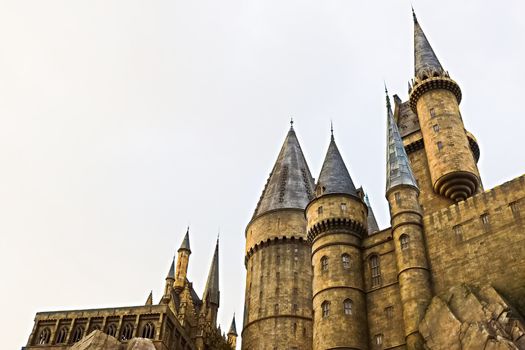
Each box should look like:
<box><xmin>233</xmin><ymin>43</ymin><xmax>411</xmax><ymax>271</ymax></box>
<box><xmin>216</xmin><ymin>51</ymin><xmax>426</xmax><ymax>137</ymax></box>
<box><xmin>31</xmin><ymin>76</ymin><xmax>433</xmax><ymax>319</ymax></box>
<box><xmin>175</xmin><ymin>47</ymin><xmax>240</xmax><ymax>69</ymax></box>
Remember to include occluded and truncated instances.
<box><xmin>1</xmin><ymin>1</ymin><xmax>525</xmax><ymax>348</ymax></box>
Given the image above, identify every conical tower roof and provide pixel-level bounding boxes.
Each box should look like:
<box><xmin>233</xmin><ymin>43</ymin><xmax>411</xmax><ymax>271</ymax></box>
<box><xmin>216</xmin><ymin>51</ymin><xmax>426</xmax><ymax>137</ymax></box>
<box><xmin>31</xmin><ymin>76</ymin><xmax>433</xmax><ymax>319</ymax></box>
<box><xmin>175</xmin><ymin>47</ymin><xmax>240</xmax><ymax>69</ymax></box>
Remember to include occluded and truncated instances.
<box><xmin>253</xmin><ymin>123</ymin><xmax>315</xmax><ymax>218</ymax></box>
<box><xmin>316</xmin><ymin>129</ymin><xmax>357</xmax><ymax>197</ymax></box>
<box><xmin>364</xmin><ymin>194</ymin><xmax>380</xmax><ymax>234</ymax></box>
<box><xmin>166</xmin><ymin>259</ymin><xmax>175</xmax><ymax>280</ymax></box>
<box><xmin>145</xmin><ymin>291</ymin><xmax>153</xmax><ymax>305</ymax></box>
<box><xmin>228</xmin><ymin>314</ymin><xmax>237</xmax><ymax>336</ymax></box>
<box><xmin>202</xmin><ymin>238</ymin><xmax>220</xmax><ymax>306</ymax></box>
<box><xmin>413</xmin><ymin>9</ymin><xmax>445</xmax><ymax>80</ymax></box>
<box><xmin>178</xmin><ymin>227</ymin><xmax>191</xmax><ymax>253</ymax></box>
<box><xmin>385</xmin><ymin>88</ymin><xmax>418</xmax><ymax>194</ymax></box>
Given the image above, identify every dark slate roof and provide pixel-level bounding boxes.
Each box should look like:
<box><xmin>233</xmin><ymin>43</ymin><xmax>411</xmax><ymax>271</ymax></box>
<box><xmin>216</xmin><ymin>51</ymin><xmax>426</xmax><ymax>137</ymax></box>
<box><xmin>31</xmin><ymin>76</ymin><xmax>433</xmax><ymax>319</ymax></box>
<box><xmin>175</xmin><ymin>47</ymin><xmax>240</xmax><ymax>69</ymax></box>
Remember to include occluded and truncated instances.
<box><xmin>316</xmin><ymin>134</ymin><xmax>357</xmax><ymax>197</ymax></box>
<box><xmin>202</xmin><ymin>239</ymin><xmax>220</xmax><ymax>306</ymax></box>
<box><xmin>253</xmin><ymin>126</ymin><xmax>315</xmax><ymax>218</ymax></box>
<box><xmin>178</xmin><ymin>227</ymin><xmax>191</xmax><ymax>253</ymax></box>
<box><xmin>385</xmin><ymin>90</ymin><xmax>419</xmax><ymax>194</ymax></box>
<box><xmin>167</xmin><ymin>259</ymin><xmax>175</xmax><ymax>279</ymax></box>
<box><xmin>413</xmin><ymin>10</ymin><xmax>444</xmax><ymax>80</ymax></box>
<box><xmin>228</xmin><ymin>315</ymin><xmax>237</xmax><ymax>336</ymax></box>
<box><xmin>145</xmin><ymin>291</ymin><xmax>153</xmax><ymax>306</ymax></box>
<box><xmin>364</xmin><ymin>194</ymin><xmax>380</xmax><ymax>235</ymax></box>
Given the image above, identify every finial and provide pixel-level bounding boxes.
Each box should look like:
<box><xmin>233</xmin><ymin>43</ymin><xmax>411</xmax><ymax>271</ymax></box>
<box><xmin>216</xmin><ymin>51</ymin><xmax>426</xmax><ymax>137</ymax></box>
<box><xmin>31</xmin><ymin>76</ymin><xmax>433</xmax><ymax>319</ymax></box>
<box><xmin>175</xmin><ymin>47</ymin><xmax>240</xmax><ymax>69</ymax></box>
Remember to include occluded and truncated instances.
<box><xmin>290</xmin><ymin>117</ymin><xmax>294</xmax><ymax>129</ymax></box>
<box><xmin>330</xmin><ymin>120</ymin><xmax>334</xmax><ymax>140</ymax></box>
<box><xmin>384</xmin><ymin>82</ymin><xmax>392</xmax><ymax>111</ymax></box>
<box><xmin>411</xmin><ymin>5</ymin><xmax>418</xmax><ymax>23</ymax></box>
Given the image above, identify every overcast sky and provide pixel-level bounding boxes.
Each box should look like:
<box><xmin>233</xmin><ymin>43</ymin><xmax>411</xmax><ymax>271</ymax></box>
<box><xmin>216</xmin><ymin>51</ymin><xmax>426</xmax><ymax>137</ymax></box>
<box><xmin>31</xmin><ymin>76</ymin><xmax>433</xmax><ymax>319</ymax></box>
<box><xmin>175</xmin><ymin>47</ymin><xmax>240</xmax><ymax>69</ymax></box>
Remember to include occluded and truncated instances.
<box><xmin>1</xmin><ymin>1</ymin><xmax>525</xmax><ymax>348</ymax></box>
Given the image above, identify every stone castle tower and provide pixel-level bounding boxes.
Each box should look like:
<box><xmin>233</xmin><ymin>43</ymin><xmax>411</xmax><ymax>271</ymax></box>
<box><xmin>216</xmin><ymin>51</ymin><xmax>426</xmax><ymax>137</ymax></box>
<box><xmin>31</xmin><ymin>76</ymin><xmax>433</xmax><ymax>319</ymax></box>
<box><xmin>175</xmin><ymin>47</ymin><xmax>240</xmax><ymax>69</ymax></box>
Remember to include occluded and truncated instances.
<box><xmin>241</xmin><ymin>10</ymin><xmax>525</xmax><ymax>350</ymax></box>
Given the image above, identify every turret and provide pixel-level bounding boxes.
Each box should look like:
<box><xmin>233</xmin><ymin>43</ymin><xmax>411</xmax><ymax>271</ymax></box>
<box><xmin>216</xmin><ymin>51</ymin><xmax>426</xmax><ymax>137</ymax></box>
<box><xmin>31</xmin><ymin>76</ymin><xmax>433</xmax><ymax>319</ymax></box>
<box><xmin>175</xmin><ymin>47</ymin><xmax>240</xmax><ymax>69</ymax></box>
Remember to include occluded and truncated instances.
<box><xmin>202</xmin><ymin>238</ymin><xmax>220</xmax><ymax>328</ymax></box>
<box><xmin>161</xmin><ymin>259</ymin><xmax>175</xmax><ymax>303</ymax></box>
<box><xmin>408</xmin><ymin>10</ymin><xmax>480</xmax><ymax>202</ymax></box>
<box><xmin>174</xmin><ymin>227</ymin><xmax>191</xmax><ymax>292</ymax></box>
<box><xmin>306</xmin><ymin>128</ymin><xmax>368</xmax><ymax>350</ymax></box>
<box><xmin>386</xmin><ymin>88</ymin><xmax>432</xmax><ymax>350</ymax></box>
<box><xmin>227</xmin><ymin>315</ymin><xmax>238</xmax><ymax>349</ymax></box>
<box><xmin>242</xmin><ymin>122</ymin><xmax>314</xmax><ymax>350</ymax></box>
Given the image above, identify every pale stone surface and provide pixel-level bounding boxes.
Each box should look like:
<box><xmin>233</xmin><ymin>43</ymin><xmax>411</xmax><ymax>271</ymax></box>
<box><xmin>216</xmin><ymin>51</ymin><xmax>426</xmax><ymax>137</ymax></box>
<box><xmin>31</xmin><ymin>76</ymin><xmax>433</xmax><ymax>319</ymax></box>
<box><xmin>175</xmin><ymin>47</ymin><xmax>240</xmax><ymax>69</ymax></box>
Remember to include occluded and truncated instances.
<box><xmin>69</xmin><ymin>331</ymin><xmax>121</xmax><ymax>350</ymax></box>
<box><xmin>126</xmin><ymin>338</ymin><xmax>156</xmax><ymax>350</ymax></box>
<box><xmin>420</xmin><ymin>284</ymin><xmax>525</xmax><ymax>350</ymax></box>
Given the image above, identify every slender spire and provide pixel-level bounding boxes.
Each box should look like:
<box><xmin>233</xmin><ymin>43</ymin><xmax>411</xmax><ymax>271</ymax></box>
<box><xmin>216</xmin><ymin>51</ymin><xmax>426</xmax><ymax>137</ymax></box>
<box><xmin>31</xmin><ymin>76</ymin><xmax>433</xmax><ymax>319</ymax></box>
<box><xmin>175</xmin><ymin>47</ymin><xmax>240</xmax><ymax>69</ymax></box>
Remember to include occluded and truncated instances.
<box><xmin>178</xmin><ymin>227</ymin><xmax>191</xmax><ymax>253</ymax></box>
<box><xmin>145</xmin><ymin>291</ymin><xmax>153</xmax><ymax>305</ymax></box>
<box><xmin>385</xmin><ymin>87</ymin><xmax>418</xmax><ymax>194</ymax></box>
<box><xmin>203</xmin><ymin>238</ymin><xmax>220</xmax><ymax>306</ymax></box>
<box><xmin>316</xmin><ymin>129</ymin><xmax>357</xmax><ymax>197</ymax></box>
<box><xmin>413</xmin><ymin>8</ymin><xmax>444</xmax><ymax>80</ymax></box>
<box><xmin>252</xmin><ymin>124</ymin><xmax>315</xmax><ymax>218</ymax></box>
<box><xmin>167</xmin><ymin>258</ymin><xmax>175</xmax><ymax>280</ymax></box>
<box><xmin>364</xmin><ymin>194</ymin><xmax>380</xmax><ymax>235</ymax></box>
<box><xmin>228</xmin><ymin>314</ymin><xmax>238</xmax><ymax>336</ymax></box>
<box><xmin>330</xmin><ymin>121</ymin><xmax>334</xmax><ymax>140</ymax></box>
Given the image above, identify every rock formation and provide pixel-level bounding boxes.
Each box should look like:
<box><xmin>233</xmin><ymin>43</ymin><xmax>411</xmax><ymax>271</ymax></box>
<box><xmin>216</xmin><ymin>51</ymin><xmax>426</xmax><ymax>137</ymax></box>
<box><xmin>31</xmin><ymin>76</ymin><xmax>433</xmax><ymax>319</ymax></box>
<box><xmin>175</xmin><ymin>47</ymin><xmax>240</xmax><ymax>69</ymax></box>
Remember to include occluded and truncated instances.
<box><xmin>69</xmin><ymin>331</ymin><xmax>156</xmax><ymax>350</ymax></box>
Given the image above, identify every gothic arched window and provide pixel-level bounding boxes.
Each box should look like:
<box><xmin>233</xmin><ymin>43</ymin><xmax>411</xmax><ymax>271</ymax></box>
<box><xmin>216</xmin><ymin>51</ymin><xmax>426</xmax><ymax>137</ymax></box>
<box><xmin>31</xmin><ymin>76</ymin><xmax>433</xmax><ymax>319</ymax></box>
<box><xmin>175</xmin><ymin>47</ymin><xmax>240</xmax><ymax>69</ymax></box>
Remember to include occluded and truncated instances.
<box><xmin>321</xmin><ymin>301</ymin><xmax>330</xmax><ymax>318</ymax></box>
<box><xmin>38</xmin><ymin>327</ymin><xmax>51</xmax><ymax>345</ymax></box>
<box><xmin>341</xmin><ymin>254</ymin><xmax>351</xmax><ymax>270</ymax></box>
<box><xmin>106</xmin><ymin>324</ymin><xmax>117</xmax><ymax>337</ymax></box>
<box><xmin>56</xmin><ymin>327</ymin><xmax>68</xmax><ymax>344</ymax></box>
<box><xmin>321</xmin><ymin>256</ymin><xmax>328</xmax><ymax>272</ymax></box>
<box><xmin>343</xmin><ymin>299</ymin><xmax>353</xmax><ymax>315</ymax></box>
<box><xmin>72</xmin><ymin>326</ymin><xmax>84</xmax><ymax>343</ymax></box>
<box><xmin>141</xmin><ymin>322</ymin><xmax>155</xmax><ymax>339</ymax></box>
<box><xmin>400</xmin><ymin>234</ymin><xmax>409</xmax><ymax>250</ymax></box>
<box><xmin>121</xmin><ymin>323</ymin><xmax>133</xmax><ymax>341</ymax></box>
<box><xmin>370</xmin><ymin>255</ymin><xmax>382</xmax><ymax>287</ymax></box>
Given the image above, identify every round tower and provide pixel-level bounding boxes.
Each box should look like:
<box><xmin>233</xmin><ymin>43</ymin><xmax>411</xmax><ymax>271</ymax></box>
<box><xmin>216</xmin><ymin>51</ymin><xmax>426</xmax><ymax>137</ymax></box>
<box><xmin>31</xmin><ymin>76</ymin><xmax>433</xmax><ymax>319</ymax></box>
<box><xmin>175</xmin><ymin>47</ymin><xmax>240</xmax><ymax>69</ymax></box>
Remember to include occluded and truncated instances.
<box><xmin>242</xmin><ymin>124</ymin><xmax>314</xmax><ymax>350</ymax></box>
<box><xmin>408</xmin><ymin>12</ymin><xmax>480</xmax><ymax>202</ymax></box>
<box><xmin>306</xmin><ymin>132</ymin><xmax>369</xmax><ymax>350</ymax></box>
<box><xmin>386</xmin><ymin>90</ymin><xmax>432</xmax><ymax>350</ymax></box>
<box><xmin>174</xmin><ymin>228</ymin><xmax>191</xmax><ymax>292</ymax></box>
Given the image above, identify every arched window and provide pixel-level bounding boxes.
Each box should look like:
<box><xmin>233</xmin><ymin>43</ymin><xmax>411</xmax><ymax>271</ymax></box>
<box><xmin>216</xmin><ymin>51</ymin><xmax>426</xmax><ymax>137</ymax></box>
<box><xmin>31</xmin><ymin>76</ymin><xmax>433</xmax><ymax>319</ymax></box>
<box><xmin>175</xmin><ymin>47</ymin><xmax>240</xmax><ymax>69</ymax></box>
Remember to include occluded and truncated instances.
<box><xmin>106</xmin><ymin>324</ymin><xmax>117</xmax><ymax>337</ymax></box>
<box><xmin>321</xmin><ymin>256</ymin><xmax>328</xmax><ymax>272</ymax></box>
<box><xmin>141</xmin><ymin>322</ymin><xmax>155</xmax><ymax>339</ymax></box>
<box><xmin>56</xmin><ymin>327</ymin><xmax>68</xmax><ymax>344</ymax></box>
<box><xmin>321</xmin><ymin>301</ymin><xmax>330</xmax><ymax>318</ymax></box>
<box><xmin>400</xmin><ymin>234</ymin><xmax>409</xmax><ymax>250</ymax></box>
<box><xmin>370</xmin><ymin>255</ymin><xmax>381</xmax><ymax>287</ymax></box>
<box><xmin>38</xmin><ymin>327</ymin><xmax>51</xmax><ymax>345</ymax></box>
<box><xmin>121</xmin><ymin>323</ymin><xmax>134</xmax><ymax>341</ymax></box>
<box><xmin>72</xmin><ymin>326</ymin><xmax>84</xmax><ymax>343</ymax></box>
<box><xmin>343</xmin><ymin>299</ymin><xmax>353</xmax><ymax>315</ymax></box>
<box><xmin>341</xmin><ymin>254</ymin><xmax>351</xmax><ymax>270</ymax></box>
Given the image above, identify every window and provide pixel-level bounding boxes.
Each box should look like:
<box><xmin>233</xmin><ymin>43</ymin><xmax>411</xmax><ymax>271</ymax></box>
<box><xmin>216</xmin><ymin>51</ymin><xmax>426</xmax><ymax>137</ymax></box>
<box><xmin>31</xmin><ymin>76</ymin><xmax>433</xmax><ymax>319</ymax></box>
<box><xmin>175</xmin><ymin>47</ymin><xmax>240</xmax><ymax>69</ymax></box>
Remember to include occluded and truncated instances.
<box><xmin>318</xmin><ymin>206</ymin><xmax>323</xmax><ymax>215</ymax></box>
<box><xmin>370</xmin><ymin>255</ymin><xmax>382</xmax><ymax>287</ymax></box>
<box><xmin>293</xmin><ymin>323</ymin><xmax>297</xmax><ymax>334</ymax></box>
<box><xmin>394</xmin><ymin>192</ymin><xmax>401</xmax><ymax>204</ymax></box>
<box><xmin>292</xmin><ymin>303</ymin><xmax>298</xmax><ymax>314</ymax></box>
<box><xmin>276</xmin><ymin>255</ymin><xmax>281</xmax><ymax>265</ymax></box>
<box><xmin>38</xmin><ymin>327</ymin><xmax>51</xmax><ymax>345</ymax></box>
<box><xmin>321</xmin><ymin>301</ymin><xmax>330</xmax><ymax>318</ymax></box>
<box><xmin>433</xmin><ymin>124</ymin><xmax>440</xmax><ymax>132</ymax></box>
<box><xmin>274</xmin><ymin>304</ymin><xmax>279</xmax><ymax>314</ymax></box>
<box><xmin>321</xmin><ymin>256</ymin><xmax>328</xmax><ymax>272</ymax></box>
<box><xmin>121</xmin><ymin>323</ymin><xmax>133</xmax><ymax>341</ymax></box>
<box><xmin>56</xmin><ymin>327</ymin><xmax>68</xmax><ymax>344</ymax></box>
<box><xmin>375</xmin><ymin>334</ymin><xmax>383</xmax><ymax>346</ymax></box>
<box><xmin>400</xmin><ymin>234</ymin><xmax>409</xmax><ymax>250</ymax></box>
<box><xmin>141</xmin><ymin>323</ymin><xmax>155</xmax><ymax>339</ymax></box>
<box><xmin>481</xmin><ymin>213</ymin><xmax>490</xmax><ymax>225</ymax></box>
<box><xmin>453</xmin><ymin>225</ymin><xmax>463</xmax><ymax>241</ymax></box>
<box><xmin>343</xmin><ymin>299</ymin><xmax>353</xmax><ymax>315</ymax></box>
<box><xmin>342</xmin><ymin>254</ymin><xmax>351</xmax><ymax>270</ymax></box>
<box><xmin>341</xmin><ymin>203</ymin><xmax>347</xmax><ymax>211</ymax></box>
<box><xmin>385</xmin><ymin>306</ymin><xmax>394</xmax><ymax>319</ymax></box>
<box><xmin>430</xmin><ymin>108</ymin><xmax>436</xmax><ymax>117</ymax></box>
<box><xmin>72</xmin><ymin>326</ymin><xmax>84</xmax><ymax>343</ymax></box>
<box><xmin>510</xmin><ymin>202</ymin><xmax>520</xmax><ymax>218</ymax></box>
<box><xmin>437</xmin><ymin>141</ymin><xmax>443</xmax><ymax>151</ymax></box>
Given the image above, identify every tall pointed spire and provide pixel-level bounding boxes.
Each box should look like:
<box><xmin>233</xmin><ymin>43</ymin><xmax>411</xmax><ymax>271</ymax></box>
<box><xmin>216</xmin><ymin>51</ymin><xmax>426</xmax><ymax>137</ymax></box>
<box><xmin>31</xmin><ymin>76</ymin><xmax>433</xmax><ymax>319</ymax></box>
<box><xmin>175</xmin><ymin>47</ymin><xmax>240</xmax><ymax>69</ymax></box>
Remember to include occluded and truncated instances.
<box><xmin>178</xmin><ymin>227</ymin><xmax>191</xmax><ymax>253</ymax></box>
<box><xmin>228</xmin><ymin>314</ymin><xmax>238</xmax><ymax>336</ymax></box>
<box><xmin>364</xmin><ymin>194</ymin><xmax>380</xmax><ymax>235</ymax></box>
<box><xmin>413</xmin><ymin>8</ymin><xmax>445</xmax><ymax>80</ymax></box>
<box><xmin>385</xmin><ymin>87</ymin><xmax>418</xmax><ymax>194</ymax></box>
<box><xmin>203</xmin><ymin>238</ymin><xmax>220</xmax><ymax>306</ymax></box>
<box><xmin>252</xmin><ymin>124</ymin><xmax>315</xmax><ymax>218</ymax></box>
<box><xmin>316</xmin><ymin>127</ymin><xmax>357</xmax><ymax>197</ymax></box>
<box><xmin>167</xmin><ymin>258</ymin><xmax>175</xmax><ymax>279</ymax></box>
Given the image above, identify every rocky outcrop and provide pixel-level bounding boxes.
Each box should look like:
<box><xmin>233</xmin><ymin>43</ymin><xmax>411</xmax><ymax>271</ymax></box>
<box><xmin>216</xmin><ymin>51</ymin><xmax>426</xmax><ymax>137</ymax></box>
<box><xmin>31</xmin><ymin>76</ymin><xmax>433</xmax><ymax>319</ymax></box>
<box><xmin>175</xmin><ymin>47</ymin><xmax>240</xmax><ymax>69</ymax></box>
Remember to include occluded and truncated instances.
<box><xmin>420</xmin><ymin>284</ymin><xmax>525</xmax><ymax>350</ymax></box>
<box><xmin>69</xmin><ymin>331</ymin><xmax>156</xmax><ymax>350</ymax></box>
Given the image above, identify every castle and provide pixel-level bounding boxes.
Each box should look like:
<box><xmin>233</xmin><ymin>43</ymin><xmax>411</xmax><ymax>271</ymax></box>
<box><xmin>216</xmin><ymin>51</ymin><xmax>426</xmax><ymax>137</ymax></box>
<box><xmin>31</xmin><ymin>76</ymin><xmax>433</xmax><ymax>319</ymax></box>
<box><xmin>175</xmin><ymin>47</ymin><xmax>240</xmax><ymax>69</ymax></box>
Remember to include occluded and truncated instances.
<box><xmin>25</xmin><ymin>9</ymin><xmax>525</xmax><ymax>350</ymax></box>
